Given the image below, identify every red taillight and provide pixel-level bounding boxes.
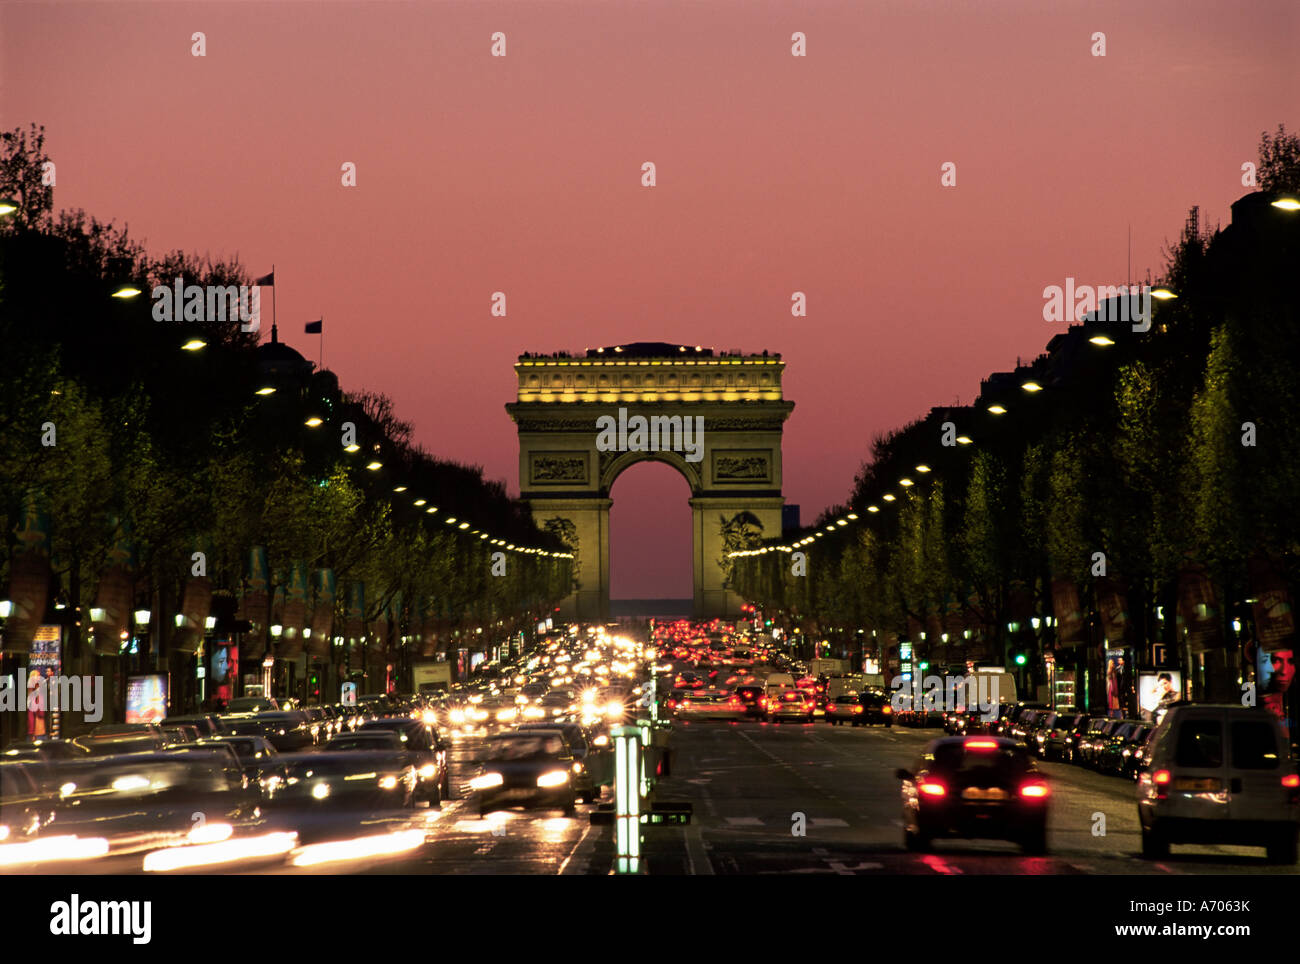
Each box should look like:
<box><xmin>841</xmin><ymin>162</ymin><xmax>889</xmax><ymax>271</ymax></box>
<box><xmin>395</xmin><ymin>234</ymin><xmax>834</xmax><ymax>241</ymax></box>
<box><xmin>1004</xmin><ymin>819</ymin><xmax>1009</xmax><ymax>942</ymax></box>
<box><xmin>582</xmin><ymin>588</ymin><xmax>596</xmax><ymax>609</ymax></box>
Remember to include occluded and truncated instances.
<box><xmin>760</xmin><ymin>698</ymin><xmax>768</xmax><ymax>707</ymax></box>
<box><xmin>919</xmin><ymin>781</ymin><xmax>946</xmax><ymax>797</ymax></box>
<box><xmin>1282</xmin><ymin>774</ymin><xmax>1299</xmax><ymax>788</ymax></box>
<box><xmin>1153</xmin><ymin>769</ymin><xmax>1172</xmax><ymax>785</ymax></box>
<box><xmin>853</xmin><ymin>706</ymin><xmax>863</xmax><ymax>714</ymax></box>
<box><xmin>965</xmin><ymin>739</ymin><xmax>998</xmax><ymax>750</ymax></box>
<box><xmin>1020</xmin><ymin>782</ymin><xmax>1050</xmax><ymax>799</ymax></box>
<box><xmin>882</xmin><ymin>706</ymin><xmax>892</xmax><ymax>714</ymax></box>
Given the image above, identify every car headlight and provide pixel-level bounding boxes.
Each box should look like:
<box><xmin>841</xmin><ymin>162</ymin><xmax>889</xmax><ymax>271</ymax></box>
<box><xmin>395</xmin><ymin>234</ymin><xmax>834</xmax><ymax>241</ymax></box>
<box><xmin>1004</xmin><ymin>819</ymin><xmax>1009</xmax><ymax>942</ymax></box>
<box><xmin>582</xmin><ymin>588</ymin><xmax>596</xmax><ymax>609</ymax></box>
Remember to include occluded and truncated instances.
<box><xmin>470</xmin><ymin>772</ymin><xmax>505</xmax><ymax>791</ymax></box>
<box><xmin>312</xmin><ymin>782</ymin><xmax>330</xmax><ymax>800</ymax></box>
<box><xmin>378</xmin><ymin>775</ymin><xmax>399</xmax><ymax>789</ymax></box>
<box><xmin>592</xmin><ymin>734</ymin><xmax>609</xmax><ymax>747</ymax></box>
<box><xmin>524</xmin><ymin>707</ymin><xmax>545</xmax><ymax>719</ymax></box>
<box><xmin>449</xmin><ymin>709</ymin><xmax>466</xmax><ymax>724</ymax></box>
<box><xmin>419</xmin><ymin>764</ymin><xmax>437</xmax><ymax>778</ymax></box>
<box><xmin>111</xmin><ymin>775</ymin><xmax>151</xmax><ymax>792</ymax></box>
<box><xmin>536</xmin><ymin>770</ymin><xmax>569</xmax><ymax>788</ymax></box>
<box><xmin>496</xmin><ymin>708</ymin><xmax>518</xmax><ymax>722</ymax></box>
<box><xmin>604</xmin><ymin>701</ymin><xmax>624</xmax><ymax>718</ymax></box>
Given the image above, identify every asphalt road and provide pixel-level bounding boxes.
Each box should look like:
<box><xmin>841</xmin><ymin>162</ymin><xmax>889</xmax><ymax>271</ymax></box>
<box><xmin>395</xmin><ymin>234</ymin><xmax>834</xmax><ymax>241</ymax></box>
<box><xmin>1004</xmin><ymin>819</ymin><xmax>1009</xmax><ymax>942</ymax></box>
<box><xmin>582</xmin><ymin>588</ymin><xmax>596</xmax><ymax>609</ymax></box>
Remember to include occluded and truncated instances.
<box><xmin>635</xmin><ymin>720</ymin><xmax>1300</xmax><ymax>875</ymax></box>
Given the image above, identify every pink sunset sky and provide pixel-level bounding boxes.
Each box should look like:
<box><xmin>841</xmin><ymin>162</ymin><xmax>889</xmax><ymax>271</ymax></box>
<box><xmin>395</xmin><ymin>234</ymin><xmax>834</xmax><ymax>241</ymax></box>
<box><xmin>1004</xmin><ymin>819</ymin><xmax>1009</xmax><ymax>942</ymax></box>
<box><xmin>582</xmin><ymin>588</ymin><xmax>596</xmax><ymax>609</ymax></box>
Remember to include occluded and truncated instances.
<box><xmin>4</xmin><ymin>1</ymin><xmax>1296</xmax><ymax>598</ymax></box>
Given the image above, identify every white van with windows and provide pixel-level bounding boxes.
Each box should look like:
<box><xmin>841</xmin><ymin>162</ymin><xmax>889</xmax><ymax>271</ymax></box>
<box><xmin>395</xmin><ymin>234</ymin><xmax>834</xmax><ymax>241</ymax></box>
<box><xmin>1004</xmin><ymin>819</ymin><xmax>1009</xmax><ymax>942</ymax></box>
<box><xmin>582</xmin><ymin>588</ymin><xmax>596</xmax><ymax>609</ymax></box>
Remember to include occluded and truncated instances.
<box><xmin>1136</xmin><ymin>703</ymin><xmax>1299</xmax><ymax>862</ymax></box>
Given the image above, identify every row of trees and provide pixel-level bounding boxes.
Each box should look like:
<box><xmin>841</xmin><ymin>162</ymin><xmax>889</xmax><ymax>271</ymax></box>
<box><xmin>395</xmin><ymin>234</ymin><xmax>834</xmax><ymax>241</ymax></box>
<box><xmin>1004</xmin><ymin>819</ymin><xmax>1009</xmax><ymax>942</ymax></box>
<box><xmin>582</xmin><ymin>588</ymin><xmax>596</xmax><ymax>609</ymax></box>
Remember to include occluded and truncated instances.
<box><xmin>1</xmin><ymin>124</ymin><xmax>571</xmax><ymax>696</ymax></box>
<box><xmin>732</xmin><ymin>127</ymin><xmax>1299</xmax><ymax>702</ymax></box>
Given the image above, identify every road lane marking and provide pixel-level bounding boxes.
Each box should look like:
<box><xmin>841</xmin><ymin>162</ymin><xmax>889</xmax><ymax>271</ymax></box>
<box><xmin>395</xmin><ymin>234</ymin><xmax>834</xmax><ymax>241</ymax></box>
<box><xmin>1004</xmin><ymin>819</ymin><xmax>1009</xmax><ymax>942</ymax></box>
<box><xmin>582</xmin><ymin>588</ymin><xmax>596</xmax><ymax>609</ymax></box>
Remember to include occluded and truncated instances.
<box><xmin>557</xmin><ymin>824</ymin><xmax>591</xmax><ymax>876</ymax></box>
<box><xmin>811</xmin><ymin>818</ymin><xmax>849</xmax><ymax>828</ymax></box>
<box><xmin>685</xmin><ymin>825</ymin><xmax>715</xmax><ymax>875</ymax></box>
<box><xmin>725</xmin><ymin>817</ymin><xmax>763</xmax><ymax>826</ymax></box>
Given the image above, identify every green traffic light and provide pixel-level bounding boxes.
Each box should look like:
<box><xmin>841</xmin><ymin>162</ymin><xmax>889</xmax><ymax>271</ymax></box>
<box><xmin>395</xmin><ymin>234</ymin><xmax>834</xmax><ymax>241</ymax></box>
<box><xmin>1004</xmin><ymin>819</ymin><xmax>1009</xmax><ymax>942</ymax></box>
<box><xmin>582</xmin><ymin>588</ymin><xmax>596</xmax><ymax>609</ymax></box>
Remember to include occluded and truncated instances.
<box><xmin>917</xmin><ymin>661</ymin><xmax>929</xmax><ymax>671</ymax></box>
<box><xmin>1015</xmin><ymin>654</ymin><xmax>1027</xmax><ymax>665</ymax></box>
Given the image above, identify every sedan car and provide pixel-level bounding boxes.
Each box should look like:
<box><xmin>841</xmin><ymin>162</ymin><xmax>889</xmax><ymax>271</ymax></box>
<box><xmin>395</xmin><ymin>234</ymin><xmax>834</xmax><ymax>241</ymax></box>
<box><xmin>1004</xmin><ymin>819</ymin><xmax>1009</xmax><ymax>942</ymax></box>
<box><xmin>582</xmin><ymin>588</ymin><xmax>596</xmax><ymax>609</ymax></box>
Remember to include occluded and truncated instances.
<box><xmin>824</xmin><ymin>693</ymin><xmax>863</xmax><ymax>726</ymax></box>
<box><xmin>269</xmin><ymin>752</ymin><xmax>418</xmax><ymax>809</ymax></box>
<box><xmin>673</xmin><ymin>689</ymin><xmax>746</xmax><ymax>723</ymax></box>
<box><xmin>768</xmin><ymin>689</ymin><xmax>816</xmax><ymax>723</ymax></box>
<box><xmin>514</xmin><ymin>722</ymin><xmax>609</xmax><ymax>802</ymax></box>
<box><xmin>897</xmin><ymin>736</ymin><xmax>1051</xmax><ymax>854</ymax></box>
<box><xmin>854</xmin><ymin>691</ymin><xmax>893</xmax><ymax>727</ymax></box>
<box><xmin>355</xmin><ymin>718</ymin><xmax>450</xmax><ymax>804</ymax></box>
<box><xmin>470</xmin><ymin>732</ymin><xmax>579</xmax><ymax>816</ymax></box>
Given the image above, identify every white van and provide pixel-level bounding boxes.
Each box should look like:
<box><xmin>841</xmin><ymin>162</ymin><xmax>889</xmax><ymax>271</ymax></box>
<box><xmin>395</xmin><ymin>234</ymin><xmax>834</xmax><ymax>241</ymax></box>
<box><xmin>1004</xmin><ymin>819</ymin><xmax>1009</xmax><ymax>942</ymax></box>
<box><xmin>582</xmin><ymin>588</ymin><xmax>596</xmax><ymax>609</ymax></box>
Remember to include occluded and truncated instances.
<box><xmin>1136</xmin><ymin>703</ymin><xmax>1299</xmax><ymax>862</ymax></box>
<box><xmin>763</xmin><ymin>672</ymin><xmax>796</xmax><ymax>702</ymax></box>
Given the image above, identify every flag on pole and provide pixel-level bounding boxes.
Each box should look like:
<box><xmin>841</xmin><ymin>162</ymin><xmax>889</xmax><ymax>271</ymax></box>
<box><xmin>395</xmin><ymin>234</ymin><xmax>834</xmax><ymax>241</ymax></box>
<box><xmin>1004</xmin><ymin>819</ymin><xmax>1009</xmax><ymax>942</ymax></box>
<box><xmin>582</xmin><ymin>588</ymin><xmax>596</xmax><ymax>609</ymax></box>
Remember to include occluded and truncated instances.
<box><xmin>305</xmin><ymin>319</ymin><xmax>323</xmax><ymax>333</ymax></box>
<box><xmin>255</xmin><ymin>271</ymin><xmax>275</xmax><ymax>286</ymax></box>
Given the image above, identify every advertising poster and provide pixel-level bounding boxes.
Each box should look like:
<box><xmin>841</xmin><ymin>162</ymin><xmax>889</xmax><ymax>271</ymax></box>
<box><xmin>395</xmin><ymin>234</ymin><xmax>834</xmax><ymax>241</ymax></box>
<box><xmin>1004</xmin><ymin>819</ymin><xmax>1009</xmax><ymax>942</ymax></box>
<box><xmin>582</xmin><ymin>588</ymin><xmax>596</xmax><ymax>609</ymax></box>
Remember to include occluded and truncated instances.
<box><xmin>1138</xmin><ymin>670</ymin><xmax>1182</xmax><ymax>720</ymax></box>
<box><xmin>1257</xmin><ymin>646</ymin><xmax>1295</xmax><ymax>737</ymax></box>
<box><xmin>209</xmin><ymin>640</ymin><xmax>237</xmax><ymax>709</ymax></box>
<box><xmin>126</xmin><ymin>674</ymin><xmax>169</xmax><ymax>723</ymax></box>
<box><xmin>27</xmin><ymin>625</ymin><xmax>62</xmax><ymax>737</ymax></box>
<box><xmin>1104</xmin><ymin>646</ymin><xmax>1135</xmax><ymax>717</ymax></box>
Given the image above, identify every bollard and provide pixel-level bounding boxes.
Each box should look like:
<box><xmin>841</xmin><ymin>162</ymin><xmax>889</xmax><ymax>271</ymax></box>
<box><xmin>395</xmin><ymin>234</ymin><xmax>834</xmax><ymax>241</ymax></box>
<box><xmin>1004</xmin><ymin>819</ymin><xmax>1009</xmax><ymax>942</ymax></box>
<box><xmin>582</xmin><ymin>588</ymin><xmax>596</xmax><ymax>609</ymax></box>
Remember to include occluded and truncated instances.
<box><xmin>611</xmin><ymin>724</ymin><xmax>642</xmax><ymax>874</ymax></box>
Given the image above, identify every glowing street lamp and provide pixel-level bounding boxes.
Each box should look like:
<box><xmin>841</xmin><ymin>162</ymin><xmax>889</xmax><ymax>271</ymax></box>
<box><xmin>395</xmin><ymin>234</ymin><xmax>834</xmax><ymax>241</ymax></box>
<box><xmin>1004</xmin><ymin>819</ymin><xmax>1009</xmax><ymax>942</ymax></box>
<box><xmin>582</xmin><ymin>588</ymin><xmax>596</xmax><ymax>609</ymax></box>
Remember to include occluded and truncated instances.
<box><xmin>1021</xmin><ymin>381</ymin><xmax>1042</xmax><ymax>393</ymax></box>
<box><xmin>1150</xmin><ymin>285</ymin><xmax>1177</xmax><ymax>301</ymax></box>
<box><xmin>0</xmin><ymin>198</ymin><xmax>18</xmax><ymax>216</ymax></box>
<box><xmin>1089</xmin><ymin>335</ymin><xmax>1114</xmax><ymax>346</ymax></box>
<box><xmin>255</xmin><ymin>386</ymin><xmax>276</xmax><ymax>396</ymax></box>
<box><xmin>1271</xmin><ymin>195</ymin><xmax>1300</xmax><ymax>211</ymax></box>
<box><xmin>181</xmin><ymin>338</ymin><xmax>206</xmax><ymax>351</ymax></box>
<box><xmin>305</xmin><ymin>416</ymin><xmax>324</xmax><ymax>427</ymax></box>
<box><xmin>111</xmin><ymin>284</ymin><xmax>143</xmax><ymax>299</ymax></box>
<box><xmin>987</xmin><ymin>404</ymin><xmax>1007</xmax><ymax>415</ymax></box>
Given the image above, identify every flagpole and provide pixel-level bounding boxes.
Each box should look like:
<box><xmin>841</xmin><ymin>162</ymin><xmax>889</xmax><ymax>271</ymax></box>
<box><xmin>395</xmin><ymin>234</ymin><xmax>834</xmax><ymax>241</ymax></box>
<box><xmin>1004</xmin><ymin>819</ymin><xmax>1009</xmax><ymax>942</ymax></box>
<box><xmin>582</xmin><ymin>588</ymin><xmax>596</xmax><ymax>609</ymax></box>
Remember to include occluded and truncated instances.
<box><xmin>320</xmin><ymin>316</ymin><xmax>324</xmax><ymax>370</ymax></box>
<box><xmin>271</xmin><ymin>263</ymin><xmax>277</xmax><ymax>343</ymax></box>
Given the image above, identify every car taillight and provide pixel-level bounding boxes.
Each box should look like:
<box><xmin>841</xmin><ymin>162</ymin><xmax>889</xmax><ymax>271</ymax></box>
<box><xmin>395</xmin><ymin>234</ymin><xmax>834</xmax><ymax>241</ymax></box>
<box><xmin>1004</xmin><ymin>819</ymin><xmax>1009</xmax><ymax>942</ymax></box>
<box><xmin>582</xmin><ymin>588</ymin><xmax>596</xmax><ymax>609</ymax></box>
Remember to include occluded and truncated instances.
<box><xmin>919</xmin><ymin>781</ymin><xmax>946</xmax><ymax>797</ymax></box>
<box><xmin>1020</xmin><ymin>782</ymin><xmax>1050</xmax><ymax>799</ymax></box>
<box><xmin>853</xmin><ymin>706</ymin><xmax>863</xmax><ymax>714</ymax></box>
<box><xmin>965</xmin><ymin>739</ymin><xmax>998</xmax><ymax>750</ymax></box>
<box><xmin>1282</xmin><ymin>774</ymin><xmax>1299</xmax><ymax>788</ymax></box>
<box><xmin>882</xmin><ymin>706</ymin><xmax>892</xmax><ymax>714</ymax></box>
<box><xmin>1152</xmin><ymin>769</ymin><xmax>1172</xmax><ymax>785</ymax></box>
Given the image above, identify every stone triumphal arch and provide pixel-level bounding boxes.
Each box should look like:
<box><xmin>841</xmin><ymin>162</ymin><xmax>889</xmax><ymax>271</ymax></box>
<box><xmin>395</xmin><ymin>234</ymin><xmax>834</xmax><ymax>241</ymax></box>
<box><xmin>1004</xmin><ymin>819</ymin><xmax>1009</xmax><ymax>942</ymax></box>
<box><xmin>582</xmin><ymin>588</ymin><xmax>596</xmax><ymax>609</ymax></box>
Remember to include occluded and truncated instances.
<box><xmin>506</xmin><ymin>343</ymin><xmax>794</xmax><ymax>619</ymax></box>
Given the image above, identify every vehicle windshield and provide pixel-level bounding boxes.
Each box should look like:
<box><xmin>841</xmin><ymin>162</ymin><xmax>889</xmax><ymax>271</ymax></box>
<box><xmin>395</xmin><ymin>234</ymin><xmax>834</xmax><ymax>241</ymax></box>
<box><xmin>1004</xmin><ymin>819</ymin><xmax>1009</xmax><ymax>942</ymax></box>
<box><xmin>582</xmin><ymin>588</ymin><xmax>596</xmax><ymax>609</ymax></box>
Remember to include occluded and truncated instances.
<box><xmin>486</xmin><ymin>736</ymin><xmax>564</xmax><ymax>761</ymax></box>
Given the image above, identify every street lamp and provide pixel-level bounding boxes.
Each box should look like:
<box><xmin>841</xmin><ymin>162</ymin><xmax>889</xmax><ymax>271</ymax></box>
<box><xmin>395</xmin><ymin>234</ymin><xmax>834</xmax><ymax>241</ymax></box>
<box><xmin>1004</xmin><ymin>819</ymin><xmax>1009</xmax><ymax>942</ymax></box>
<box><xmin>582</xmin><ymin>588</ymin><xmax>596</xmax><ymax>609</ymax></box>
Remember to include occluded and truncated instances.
<box><xmin>111</xmin><ymin>284</ymin><xmax>143</xmax><ymax>299</ymax></box>
<box><xmin>181</xmin><ymin>338</ymin><xmax>206</xmax><ymax>351</ymax></box>
<box><xmin>1089</xmin><ymin>335</ymin><xmax>1115</xmax><ymax>346</ymax></box>
<box><xmin>0</xmin><ymin>198</ymin><xmax>18</xmax><ymax>216</ymax></box>
<box><xmin>305</xmin><ymin>416</ymin><xmax>324</xmax><ymax>427</ymax></box>
<box><xmin>1270</xmin><ymin>195</ymin><xmax>1300</xmax><ymax>212</ymax></box>
<box><xmin>1150</xmin><ymin>285</ymin><xmax>1177</xmax><ymax>301</ymax></box>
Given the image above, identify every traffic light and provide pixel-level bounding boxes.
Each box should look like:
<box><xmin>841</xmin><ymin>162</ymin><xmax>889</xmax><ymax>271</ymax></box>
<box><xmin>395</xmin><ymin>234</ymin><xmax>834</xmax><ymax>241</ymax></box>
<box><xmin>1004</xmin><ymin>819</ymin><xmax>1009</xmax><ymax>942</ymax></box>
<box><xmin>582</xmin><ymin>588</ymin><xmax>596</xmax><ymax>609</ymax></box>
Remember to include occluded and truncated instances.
<box><xmin>1014</xmin><ymin>654</ymin><xmax>1027</xmax><ymax>666</ymax></box>
<box><xmin>309</xmin><ymin>671</ymin><xmax>321</xmax><ymax>699</ymax></box>
<box><xmin>917</xmin><ymin>661</ymin><xmax>929</xmax><ymax>671</ymax></box>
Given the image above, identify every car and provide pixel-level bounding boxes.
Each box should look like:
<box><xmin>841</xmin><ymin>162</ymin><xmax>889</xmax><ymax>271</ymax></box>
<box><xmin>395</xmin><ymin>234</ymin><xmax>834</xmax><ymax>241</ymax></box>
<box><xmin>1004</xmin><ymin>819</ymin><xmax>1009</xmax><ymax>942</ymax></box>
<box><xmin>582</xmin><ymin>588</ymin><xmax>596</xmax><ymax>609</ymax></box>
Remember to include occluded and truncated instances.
<box><xmin>160</xmin><ymin>724</ymin><xmax>202</xmax><ymax>745</ymax></box>
<box><xmin>733</xmin><ymin>684</ymin><xmax>767</xmax><ymax>718</ymax></box>
<box><xmin>160</xmin><ymin>714</ymin><xmax>228</xmax><ymax>738</ymax></box>
<box><xmin>824</xmin><ymin>692</ymin><xmax>862</xmax><ymax>725</ymax></box>
<box><xmin>896</xmin><ymin>736</ymin><xmax>1051</xmax><ymax>854</ymax></box>
<box><xmin>226</xmin><ymin>696</ymin><xmax>279</xmax><ymax>713</ymax></box>
<box><xmin>0</xmin><ymin>760</ymin><xmax>57</xmax><ymax>842</ymax></box>
<box><xmin>203</xmin><ymin>735</ymin><xmax>284</xmax><ymax>794</ymax></box>
<box><xmin>1137</xmin><ymin>703</ymin><xmax>1299</xmax><ymax>863</ymax></box>
<box><xmin>356</xmin><ymin>718</ymin><xmax>450</xmax><ymax>804</ymax></box>
<box><xmin>244</xmin><ymin>711</ymin><xmax>316</xmax><ymax>751</ymax></box>
<box><xmin>269</xmin><ymin>751</ymin><xmax>418</xmax><ymax>809</ymax></box>
<box><xmin>673</xmin><ymin>689</ymin><xmax>746</xmax><ymax>723</ymax></box>
<box><xmin>768</xmin><ymin>688</ymin><xmax>815</xmax><ymax>723</ymax></box>
<box><xmin>514</xmin><ymin>722</ymin><xmax>609</xmax><ymax>802</ymax></box>
<box><xmin>854</xmin><ymin>691</ymin><xmax>893</xmax><ymax>727</ymax></box>
<box><xmin>72</xmin><ymin>723</ymin><xmax>166</xmax><ymax>756</ymax></box>
<box><xmin>1034</xmin><ymin>712</ymin><xmax>1084</xmax><ymax>761</ymax></box>
<box><xmin>1081</xmin><ymin>719</ymin><xmax>1142</xmax><ymax>769</ymax></box>
<box><xmin>50</xmin><ymin>752</ymin><xmax>259</xmax><ymax>824</ymax></box>
<box><xmin>1096</xmin><ymin>721</ymin><xmax>1145</xmax><ymax>775</ymax></box>
<box><xmin>471</xmin><ymin>732</ymin><xmax>580</xmax><ymax>816</ymax></box>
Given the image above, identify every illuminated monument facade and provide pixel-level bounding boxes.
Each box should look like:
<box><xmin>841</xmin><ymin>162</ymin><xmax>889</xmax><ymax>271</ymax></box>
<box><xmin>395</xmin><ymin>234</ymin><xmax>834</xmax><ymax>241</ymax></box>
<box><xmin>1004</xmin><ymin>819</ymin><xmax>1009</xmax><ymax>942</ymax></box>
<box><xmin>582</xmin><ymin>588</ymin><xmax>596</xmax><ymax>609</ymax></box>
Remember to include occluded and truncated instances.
<box><xmin>507</xmin><ymin>343</ymin><xmax>794</xmax><ymax>619</ymax></box>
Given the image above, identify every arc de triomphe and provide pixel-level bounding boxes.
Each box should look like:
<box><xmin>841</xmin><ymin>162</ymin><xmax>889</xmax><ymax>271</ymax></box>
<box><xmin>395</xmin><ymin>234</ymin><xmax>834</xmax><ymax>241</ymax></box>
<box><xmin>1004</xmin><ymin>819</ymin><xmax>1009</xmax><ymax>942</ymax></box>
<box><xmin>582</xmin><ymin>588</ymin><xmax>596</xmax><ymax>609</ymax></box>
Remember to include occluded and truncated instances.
<box><xmin>506</xmin><ymin>342</ymin><xmax>794</xmax><ymax>619</ymax></box>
